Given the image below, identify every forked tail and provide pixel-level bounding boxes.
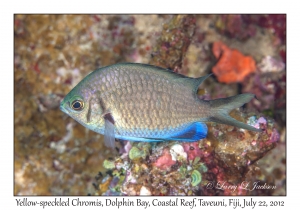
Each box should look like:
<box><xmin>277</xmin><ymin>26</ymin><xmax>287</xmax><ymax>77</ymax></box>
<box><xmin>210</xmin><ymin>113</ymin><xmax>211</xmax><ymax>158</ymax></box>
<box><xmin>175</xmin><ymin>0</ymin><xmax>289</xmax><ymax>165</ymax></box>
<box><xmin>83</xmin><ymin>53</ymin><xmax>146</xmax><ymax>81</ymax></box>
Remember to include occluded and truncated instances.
<box><xmin>207</xmin><ymin>93</ymin><xmax>261</xmax><ymax>132</ymax></box>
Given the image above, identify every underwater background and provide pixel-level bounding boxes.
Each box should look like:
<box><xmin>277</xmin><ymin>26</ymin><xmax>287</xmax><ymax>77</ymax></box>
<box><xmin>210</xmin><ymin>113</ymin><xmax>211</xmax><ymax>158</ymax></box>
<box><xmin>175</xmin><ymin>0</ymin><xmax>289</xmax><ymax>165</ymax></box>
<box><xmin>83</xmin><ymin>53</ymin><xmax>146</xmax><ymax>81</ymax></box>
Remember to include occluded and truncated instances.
<box><xmin>14</xmin><ymin>14</ymin><xmax>286</xmax><ymax>195</ymax></box>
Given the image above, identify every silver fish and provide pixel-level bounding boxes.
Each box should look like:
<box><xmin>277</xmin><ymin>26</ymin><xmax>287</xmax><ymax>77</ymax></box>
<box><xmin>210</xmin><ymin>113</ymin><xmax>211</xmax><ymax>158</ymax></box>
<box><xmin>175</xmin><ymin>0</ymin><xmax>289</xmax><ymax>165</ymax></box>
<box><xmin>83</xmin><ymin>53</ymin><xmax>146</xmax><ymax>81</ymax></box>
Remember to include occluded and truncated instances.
<box><xmin>60</xmin><ymin>63</ymin><xmax>260</xmax><ymax>148</ymax></box>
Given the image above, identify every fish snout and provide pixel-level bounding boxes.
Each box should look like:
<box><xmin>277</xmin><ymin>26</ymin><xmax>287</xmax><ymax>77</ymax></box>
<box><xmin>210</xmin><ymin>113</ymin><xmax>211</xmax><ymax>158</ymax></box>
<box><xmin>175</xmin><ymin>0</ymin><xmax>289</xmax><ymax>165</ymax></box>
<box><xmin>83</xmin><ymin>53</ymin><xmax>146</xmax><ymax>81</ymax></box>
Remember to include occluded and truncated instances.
<box><xmin>59</xmin><ymin>101</ymin><xmax>68</xmax><ymax>114</ymax></box>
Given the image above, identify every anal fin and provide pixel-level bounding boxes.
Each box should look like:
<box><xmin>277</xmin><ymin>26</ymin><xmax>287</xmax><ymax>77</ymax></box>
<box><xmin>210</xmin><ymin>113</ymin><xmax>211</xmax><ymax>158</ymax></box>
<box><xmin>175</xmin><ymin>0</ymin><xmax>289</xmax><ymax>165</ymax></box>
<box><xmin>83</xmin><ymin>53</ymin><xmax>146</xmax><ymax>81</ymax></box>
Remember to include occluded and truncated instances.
<box><xmin>117</xmin><ymin>136</ymin><xmax>163</xmax><ymax>142</ymax></box>
<box><xmin>165</xmin><ymin>122</ymin><xmax>208</xmax><ymax>142</ymax></box>
<box><xmin>115</xmin><ymin>122</ymin><xmax>207</xmax><ymax>143</ymax></box>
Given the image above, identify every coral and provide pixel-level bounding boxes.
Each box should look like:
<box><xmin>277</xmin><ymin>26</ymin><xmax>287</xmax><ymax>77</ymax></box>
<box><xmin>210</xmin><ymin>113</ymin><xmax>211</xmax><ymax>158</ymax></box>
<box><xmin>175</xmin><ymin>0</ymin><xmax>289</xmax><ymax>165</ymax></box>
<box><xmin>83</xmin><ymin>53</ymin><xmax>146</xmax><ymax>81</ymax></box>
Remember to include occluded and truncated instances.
<box><xmin>14</xmin><ymin>14</ymin><xmax>169</xmax><ymax>195</ymax></box>
<box><xmin>215</xmin><ymin>15</ymin><xmax>286</xmax><ymax>48</ymax></box>
<box><xmin>96</xmin><ymin>15</ymin><xmax>284</xmax><ymax>196</ymax></box>
<box><xmin>191</xmin><ymin>170</ymin><xmax>202</xmax><ymax>186</ymax></box>
<box><xmin>149</xmin><ymin>15</ymin><xmax>196</xmax><ymax>73</ymax></box>
<box><xmin>139</xmin><ymin>186</ymin><xmax>152</xmax><ymax>195</ymax></box>
<box><xmin>170</xmin><ymin>144</ymin><xmax>187</xmax><ymax>161</ymax></box>
<box><xmin>212</xmin><ymin>41</ymin><xmax>256</xmax><ymax>84</ymax></box>
<box><xmin>153</xmin><ymin>148</ymin><xmax>176</xmax><ymax>170</ymax></box>
<box><xmin>257</xmin><ymin>56</ymin><xmax>285</xmax><ymax>73</ymax></box>
<box><xmin>243</xmin><ymin>15</ymin><xmax>286</xmax><ymax>44</ymax></box>
<box><xmin>103</xmin><ymin>160</ymin><xmax>115</xmax><ymax>170</ymax></box>
<box><xmin>242</xmin><ymin>15</ymin><xmax>286</xmax><ymax>63</ymax></box>
<box><xmin>182</xmin><ymin>142</ymin><xmax>203</xmax><ymax>161</ymax></box>
<box><xmin>242</xmin><ymin>59</ymin><xmax>286</xmax><ymax>128</ymax></box>
<box><xmin>95</xmin><ymin>111</ymin><xmax>279</xmax><ymax>196</ymax></box>
<box><xmin>211</xmin><ymin>113</ymin><xmax>279</xmax><ymax>168</ymax></box>
<box><xmin>14</xmin><ymin>14</ymin><xmax>285</xmax><ymax>196</ymax></box>
<box><xmin>129</xmin><ymin>146</ymin><xmax>147</xmax><ymax>161</ymax></box>
<box><xmin>215</xmin><ymin>15</ymin><xmax>257</xmax><ymax>40</ymax></box>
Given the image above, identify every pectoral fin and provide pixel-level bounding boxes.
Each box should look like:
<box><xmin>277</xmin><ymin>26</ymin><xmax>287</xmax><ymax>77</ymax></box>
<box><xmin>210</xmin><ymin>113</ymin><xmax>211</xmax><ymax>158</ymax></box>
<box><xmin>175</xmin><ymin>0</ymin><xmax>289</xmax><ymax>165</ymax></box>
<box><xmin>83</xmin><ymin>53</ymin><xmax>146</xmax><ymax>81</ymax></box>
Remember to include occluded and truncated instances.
<box><xmin>103</xmin><ymin>113</ymin><xmax>116</xmax><ymax>148</ymax></box>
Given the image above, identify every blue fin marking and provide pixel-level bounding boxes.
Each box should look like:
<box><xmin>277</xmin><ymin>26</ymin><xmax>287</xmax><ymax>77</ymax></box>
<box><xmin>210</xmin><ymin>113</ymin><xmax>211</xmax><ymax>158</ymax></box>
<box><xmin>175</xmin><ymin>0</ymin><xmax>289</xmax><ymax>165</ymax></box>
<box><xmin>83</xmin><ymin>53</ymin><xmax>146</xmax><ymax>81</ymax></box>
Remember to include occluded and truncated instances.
<box><xmin>116</xmin><ymin>135</ymin><xmax>163</xmax><ymax>142</ymax></box>
<box><xmin>164</xmin><ymin>122</ymin><xmax>208</xmax><ymax>142</ymax></box>
<box><xmin>114</xmin><ymin>122</ymin><xmax>207</xmax><ymax>142</ymax></box>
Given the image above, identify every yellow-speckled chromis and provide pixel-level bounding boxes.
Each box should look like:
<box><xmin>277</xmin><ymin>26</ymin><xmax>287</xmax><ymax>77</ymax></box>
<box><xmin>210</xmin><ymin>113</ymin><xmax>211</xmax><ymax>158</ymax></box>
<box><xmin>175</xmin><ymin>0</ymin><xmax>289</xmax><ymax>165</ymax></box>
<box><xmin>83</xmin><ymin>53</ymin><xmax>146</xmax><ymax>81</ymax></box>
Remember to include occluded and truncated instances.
<box><xmin>60</xmin><ymin>63</ymin><xmax>261</xmax><ymax>148</ymax></box>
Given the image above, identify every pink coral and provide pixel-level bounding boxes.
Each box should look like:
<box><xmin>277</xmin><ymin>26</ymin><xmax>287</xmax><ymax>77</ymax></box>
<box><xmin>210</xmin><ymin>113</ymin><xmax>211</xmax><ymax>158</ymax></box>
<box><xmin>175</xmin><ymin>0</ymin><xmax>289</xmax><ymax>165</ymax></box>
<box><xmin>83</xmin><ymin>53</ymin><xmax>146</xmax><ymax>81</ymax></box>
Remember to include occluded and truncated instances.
<box><xmin>182</xmin><ymin>142</ymin><xmax>202</xmax><ymax>161</ymax></box>
<box><xmin>268</xmin><ymin>129</ymin><xmax>280</xmax><ymax>144</ymax></box>
<box><xmin>254</xmin><ymin>117</ymin><xmax>267</xmax><ymax>129</ymax></box>
<box><xmin>153</xmin><ymin>148</ymin><xmax>176</xmax><ymax>170</ymax></box>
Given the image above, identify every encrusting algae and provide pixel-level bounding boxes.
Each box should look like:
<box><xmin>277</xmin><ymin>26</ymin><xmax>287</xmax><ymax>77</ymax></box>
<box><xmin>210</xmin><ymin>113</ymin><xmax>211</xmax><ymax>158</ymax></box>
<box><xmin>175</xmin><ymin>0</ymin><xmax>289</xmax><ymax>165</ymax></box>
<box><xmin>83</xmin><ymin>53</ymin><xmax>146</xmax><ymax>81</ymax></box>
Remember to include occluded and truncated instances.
<box><xmin>129</xmin><ymin>146</ymin><xmax>147</xmax><ymax>161</ymax></box>
<box><xmin>191</xmin><ymin>170</ymin><xmax>202</xmax><ymax>187</ymax></box>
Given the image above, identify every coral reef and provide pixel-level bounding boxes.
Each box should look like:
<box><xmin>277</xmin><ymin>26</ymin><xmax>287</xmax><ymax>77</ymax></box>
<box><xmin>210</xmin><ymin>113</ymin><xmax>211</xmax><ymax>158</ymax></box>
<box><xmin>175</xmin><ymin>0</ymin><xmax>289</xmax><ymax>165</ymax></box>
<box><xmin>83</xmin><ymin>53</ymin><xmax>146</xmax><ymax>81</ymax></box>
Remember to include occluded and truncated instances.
<box><xmin>214</xmin><ymin>15</ymin><xmax>286</xmax><ymax>63</ymax></box>
<box><xmin>215</xmin><ymin>15</ymin><xmax>257</xmax><ymax>40</ymax></box>
<box><xmin>215</xmin><ymin>14</ymin><xmax>286</xmax><ymax>45</ymax></box>
<box><xmin>212</xmin><ymin>41</ymin><xmax>256</xmax><ymax>84</ymax></box>
<box><xmin>14</xmin><ymin>14</ymin><xmax>169</xmax><ymax>195</ymax></box>
<box><xmin>94</xmin><ymin>112</ymin><xmax>279</xmax><ymax>195</ymax></box>
<box><xmin>242</xmin><ymin>56</ymin><xmax>286</xmax><ymax>128</ymax></box>
<box><xmin>243</xmin><ymin>15</ymin><xmax>286</xmax><ymax>45</ymax></box>
<box><xmin>14</xmin><ymin>15</ymin><xmax>286</xmax><ymax>196</ymax></box>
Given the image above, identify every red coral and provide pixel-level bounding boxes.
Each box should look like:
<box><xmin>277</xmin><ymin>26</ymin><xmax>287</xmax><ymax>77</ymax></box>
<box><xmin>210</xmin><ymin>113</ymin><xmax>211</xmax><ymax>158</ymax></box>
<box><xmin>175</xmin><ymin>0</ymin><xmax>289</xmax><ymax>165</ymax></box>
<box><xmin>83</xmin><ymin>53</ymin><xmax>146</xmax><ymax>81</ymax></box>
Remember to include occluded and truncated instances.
<box><xmin>153</xmin><ymin>149</ymin><xmax>176</xmax><ymax>170</ymax></box>
<box><xmin>212</xmin><ymin>41</ymin><xmax>256</xmax><ymax>84</ymax></box>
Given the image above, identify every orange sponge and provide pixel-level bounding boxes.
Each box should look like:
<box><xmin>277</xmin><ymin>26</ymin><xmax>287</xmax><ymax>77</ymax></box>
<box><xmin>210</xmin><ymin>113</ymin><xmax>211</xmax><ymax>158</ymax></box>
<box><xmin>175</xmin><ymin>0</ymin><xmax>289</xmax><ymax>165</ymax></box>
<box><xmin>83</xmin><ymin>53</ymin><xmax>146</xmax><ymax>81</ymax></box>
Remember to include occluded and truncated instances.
<box><xmin>212</xmin><ymin>41</ymin><xmax>256</xmax><ymax>84</ymax></box>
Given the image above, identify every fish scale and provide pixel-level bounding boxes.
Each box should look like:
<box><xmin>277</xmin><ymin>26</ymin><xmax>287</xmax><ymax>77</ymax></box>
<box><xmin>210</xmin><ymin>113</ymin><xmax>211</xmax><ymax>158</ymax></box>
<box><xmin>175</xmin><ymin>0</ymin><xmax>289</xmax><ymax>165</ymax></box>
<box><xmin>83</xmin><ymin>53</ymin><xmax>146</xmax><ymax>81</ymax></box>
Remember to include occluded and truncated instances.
<box><xmin>96</xmin><ymin>66</ymin><xmax>197</xmax><ymax>135</ymax></box>
<box><xmin>60</xmin><ymin>63</ymin><xmax>261</xmax><ymax>147</ymax></box>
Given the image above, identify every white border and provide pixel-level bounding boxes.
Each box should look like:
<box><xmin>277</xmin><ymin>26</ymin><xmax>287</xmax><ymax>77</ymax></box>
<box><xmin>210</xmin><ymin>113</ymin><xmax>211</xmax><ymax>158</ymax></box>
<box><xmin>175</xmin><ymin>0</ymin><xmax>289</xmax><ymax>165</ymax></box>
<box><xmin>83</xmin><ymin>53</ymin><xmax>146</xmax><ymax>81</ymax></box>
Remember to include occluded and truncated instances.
<box><xmin>3</xmin><ymin>0</ymin><xmax>296</xmax><ymax>208</ymax></box>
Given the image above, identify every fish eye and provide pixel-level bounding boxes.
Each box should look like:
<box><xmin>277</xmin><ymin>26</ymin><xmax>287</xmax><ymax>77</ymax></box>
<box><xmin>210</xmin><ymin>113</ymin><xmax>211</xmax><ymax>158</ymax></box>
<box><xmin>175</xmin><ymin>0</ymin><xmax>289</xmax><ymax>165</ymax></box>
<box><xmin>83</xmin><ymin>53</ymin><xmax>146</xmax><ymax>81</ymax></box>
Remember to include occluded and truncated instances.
<box><xmin>71</xmin><ymin>99</ymin><xmax>84</xmax><ymax>111</ymax></box>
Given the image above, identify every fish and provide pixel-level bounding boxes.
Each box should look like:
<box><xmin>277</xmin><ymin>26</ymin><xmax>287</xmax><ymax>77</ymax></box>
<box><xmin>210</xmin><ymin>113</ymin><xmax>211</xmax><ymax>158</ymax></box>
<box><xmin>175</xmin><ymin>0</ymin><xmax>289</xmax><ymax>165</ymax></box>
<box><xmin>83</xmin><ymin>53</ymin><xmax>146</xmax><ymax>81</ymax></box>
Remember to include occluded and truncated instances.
<box><xmin>60</xmin><ymin>63</ymin><xmax>261</xmax><ymax>148</ymax></box>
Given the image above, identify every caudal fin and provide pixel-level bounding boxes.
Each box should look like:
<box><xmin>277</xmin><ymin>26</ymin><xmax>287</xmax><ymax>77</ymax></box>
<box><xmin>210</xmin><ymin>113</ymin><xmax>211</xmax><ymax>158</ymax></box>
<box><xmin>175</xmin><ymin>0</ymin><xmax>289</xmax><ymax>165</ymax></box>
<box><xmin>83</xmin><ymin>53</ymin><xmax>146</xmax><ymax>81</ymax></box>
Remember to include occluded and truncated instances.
<box><xmin>207</xmin><ymin>93</ymin><xmax>261</xmax><ymax>132</ymax></box>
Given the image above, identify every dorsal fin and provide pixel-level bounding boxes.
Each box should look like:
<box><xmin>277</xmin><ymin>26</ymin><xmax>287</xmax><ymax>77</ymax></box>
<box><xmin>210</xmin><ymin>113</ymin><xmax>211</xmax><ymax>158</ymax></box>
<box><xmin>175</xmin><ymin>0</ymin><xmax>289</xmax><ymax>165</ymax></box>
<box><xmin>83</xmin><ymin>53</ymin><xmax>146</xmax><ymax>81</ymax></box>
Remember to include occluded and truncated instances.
<box><xmin>175</xmin><ymin>74</ymin><xmax>212</xmax><ymax>95</ymax></box>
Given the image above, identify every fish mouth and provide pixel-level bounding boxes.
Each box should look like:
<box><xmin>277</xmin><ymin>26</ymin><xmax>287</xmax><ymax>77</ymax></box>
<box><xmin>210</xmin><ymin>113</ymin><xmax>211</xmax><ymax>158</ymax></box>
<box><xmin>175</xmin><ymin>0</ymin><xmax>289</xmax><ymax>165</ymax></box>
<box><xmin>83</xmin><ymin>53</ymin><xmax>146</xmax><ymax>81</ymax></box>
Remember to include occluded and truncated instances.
<box><xmin>59</xmin><ymin>102</ymin><xmax>67</xmax><ymax>114</ymax></box>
